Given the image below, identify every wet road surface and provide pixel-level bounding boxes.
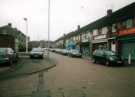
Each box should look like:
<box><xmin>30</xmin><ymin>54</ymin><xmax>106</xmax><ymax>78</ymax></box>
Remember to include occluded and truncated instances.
<box><xmin>0</xmin><ymin>52</ymin><xmax>134</xmax><ymax>97</ymax></box>
<box><xmin>44</xmin><ymin>52</ymin><xmax>135</xmax><ymax>97</ymax></box>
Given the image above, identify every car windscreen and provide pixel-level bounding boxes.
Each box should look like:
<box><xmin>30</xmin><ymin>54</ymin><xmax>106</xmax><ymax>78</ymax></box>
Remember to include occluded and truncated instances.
<box><xmin>32</xmin><ymin>48</ymin><xmax>43</xmax><ymax>52</ymax></box>
<box><xmin>106</xmin><ymin>51</ymin><xmax>116</xmax><ymax>56</ymax></box>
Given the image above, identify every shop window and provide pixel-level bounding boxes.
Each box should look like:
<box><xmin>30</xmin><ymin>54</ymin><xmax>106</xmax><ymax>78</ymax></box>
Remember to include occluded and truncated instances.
<box><xmin>126</xmin><ymin>19</ymin><xmax>133</xmax><ymax>28</ymax></box>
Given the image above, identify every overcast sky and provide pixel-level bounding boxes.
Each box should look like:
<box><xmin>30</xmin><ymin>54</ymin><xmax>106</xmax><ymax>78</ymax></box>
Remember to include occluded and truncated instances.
<box><xmin>0</xmin><ymin>0</ymin><xmax>134</xmax><ymax>41</ymax></box>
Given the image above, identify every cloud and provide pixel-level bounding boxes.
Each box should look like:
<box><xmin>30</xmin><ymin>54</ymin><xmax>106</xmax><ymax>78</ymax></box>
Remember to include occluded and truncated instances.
<box><xmin>0</xmin><ymin>0</ymin><xmax>134</xmax><ymax>41</ymax></box>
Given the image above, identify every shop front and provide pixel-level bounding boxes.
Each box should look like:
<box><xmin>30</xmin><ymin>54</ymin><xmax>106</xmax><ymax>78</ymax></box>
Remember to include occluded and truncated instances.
<box><xmin>92</xmin><ymin>38</ymin><xmax>108</xmax><ymax>51</ymax></box>
<box><xmin>80</xmin><ymin>42</ymin><xmax>91</xmax><ymax>57</ymax></box>
<box><xmin>118</xmin><ymin>35</ymin><xmax>135</xmax><ymax>65</ymax></box>
<box><xmin>118</xmin><ymin>27</ymin><xmax>135</xmax><ymax>65</ymax></box>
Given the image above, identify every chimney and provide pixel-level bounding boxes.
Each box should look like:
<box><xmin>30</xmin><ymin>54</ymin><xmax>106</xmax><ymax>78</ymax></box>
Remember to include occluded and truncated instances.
<box><xmin>8</xmin><ymin>23</ymin><xmax>12</xmax><ymax>27</ymax></box>
<box><xmin>77</xmin><ymin>25</ymin><xmax>80</xmax><ymax>31</ymax></box>
<box><xmin>107</xmin><ymin>9</ymin><xmax>112</xmax><ymax>16</ymax></box>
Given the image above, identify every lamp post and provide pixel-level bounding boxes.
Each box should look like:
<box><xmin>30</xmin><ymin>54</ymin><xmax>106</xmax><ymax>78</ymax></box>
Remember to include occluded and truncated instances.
<box><xmin>23</xmin><ymin>18</ymin><xmax>28</xmax><ymax>53</ymax></box>
<box><xmin>48</xmin><ymin>0</ymin><xmax>51</xmax><ymax>57</ymax></box>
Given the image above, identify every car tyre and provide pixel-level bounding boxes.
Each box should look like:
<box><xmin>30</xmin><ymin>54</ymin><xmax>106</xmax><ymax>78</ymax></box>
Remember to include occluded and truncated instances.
<box><xmin>30</xmin><ymin>56</ymin><xmax>33</xmax><ymax>59</ymax></box>
<box><xmin>41</xmin><ymin>55</ymin><xmax>44</xmax><ymax>59</ymax></box>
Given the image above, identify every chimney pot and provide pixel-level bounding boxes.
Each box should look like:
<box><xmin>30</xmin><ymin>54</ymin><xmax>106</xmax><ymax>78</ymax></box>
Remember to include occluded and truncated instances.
<box><xmin>107</xmin><ymin>9</ymin><xmax>112</xmax><ymax>16</ymax></box>
<box><xmin>8</xmin><ymin>23</ymin><xmax>12</xmax><ymax>27</ymax></box>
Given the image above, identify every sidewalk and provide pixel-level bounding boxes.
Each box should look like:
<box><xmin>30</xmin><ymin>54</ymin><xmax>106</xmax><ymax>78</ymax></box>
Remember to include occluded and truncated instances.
<box><xmin>0</xmin><ymin>56</ymin><xmax>56</xmax><ymax>80</ymax></box>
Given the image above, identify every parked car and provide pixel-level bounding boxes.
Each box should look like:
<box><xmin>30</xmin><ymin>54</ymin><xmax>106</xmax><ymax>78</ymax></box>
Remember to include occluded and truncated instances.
<box><xmin>30</xmin><ymin>48</ymin><xmax>44</xmax><ymax>59</ymax></box>
<box><xmin>61</xmin><ymin>49</ymin><xmax>69</xmax><ymax>55</ymax></box>
<box><xmin>0</xmin><ymin>48</ymin><xmax>18</xmax><ymax>65</ymax></box>
<box><xmin>68</xmin><ymin>49</ymin><xmax>82</xmax><ymax>57</ymax></box>
<box><xmin>93</xmin><ymin>49</ymin><xmax>123</xmax><ymax>66</ymax></box>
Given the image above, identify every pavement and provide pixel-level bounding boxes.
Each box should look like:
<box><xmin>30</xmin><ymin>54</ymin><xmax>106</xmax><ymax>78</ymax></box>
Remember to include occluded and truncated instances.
<box><xmin>0</xmin><ymin>56</ymin><xmax>56</xmax><ymax>80</ymax></box>
<box><xmin>0</xmin><ymin>52</ymin><xmax>135</xmax><ymax>97</ymax></box>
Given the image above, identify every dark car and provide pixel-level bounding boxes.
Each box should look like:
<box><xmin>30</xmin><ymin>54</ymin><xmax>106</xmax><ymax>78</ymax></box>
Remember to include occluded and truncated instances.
<box><xmin>30</xmin><ymin>48</ymin><xmax>44</xmax><ymax>59</ymax></box>
<box><xmin>0</xmin><ymin>48</ymin><xmax>18</xmax><ymax>65</ymax></box>
<box><xmin>68</xmin><ymin>49</ymin><xmax>82</xmax><ymax>57</ymax></box>
<box><xmin>93</xmin><ymin>49</ymin><xmax>123</xmax><ymax>66</ymax></box>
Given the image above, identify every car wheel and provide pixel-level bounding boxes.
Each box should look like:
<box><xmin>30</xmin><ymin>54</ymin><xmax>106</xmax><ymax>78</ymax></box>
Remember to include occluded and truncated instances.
<box><xmin>41</xmin><ymin>56</ymin><xmax>44</xmax><ymax>59</ymax></box>
<box><xmin>30</xmin><ymin>56</ymin><xmax>33</xmax><ymax>58</ymax></box>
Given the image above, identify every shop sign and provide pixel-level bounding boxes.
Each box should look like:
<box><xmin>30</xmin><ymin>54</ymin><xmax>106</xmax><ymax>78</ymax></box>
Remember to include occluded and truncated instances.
<box><xmin>119</xmin><ymin>27</ymin><xmax>135</xmax><ymax>36</ymax></box>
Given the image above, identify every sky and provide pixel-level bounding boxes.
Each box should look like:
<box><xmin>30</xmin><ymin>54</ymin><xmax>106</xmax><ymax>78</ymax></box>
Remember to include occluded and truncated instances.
<box><xmin>0</xmin><ymin>0</ymin><xmax>134</xmax><ymax>41</ymax></box>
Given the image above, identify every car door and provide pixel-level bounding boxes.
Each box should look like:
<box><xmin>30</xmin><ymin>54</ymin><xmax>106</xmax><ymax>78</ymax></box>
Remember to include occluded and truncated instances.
<box><xmin>98</xmin><ymin>50</ymin><xmax>106</xmax><ymax>62</ymax></box>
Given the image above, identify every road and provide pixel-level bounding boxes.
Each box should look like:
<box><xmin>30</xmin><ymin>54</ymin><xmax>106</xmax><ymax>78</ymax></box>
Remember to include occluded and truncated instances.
<box><xmin>0</xmin><ymin>52</ymin><xmax>134</xmax><ymax>97</ymax></box>
<box><xmin>44</xmin><ymin>52</ymin><xmax>135</xmax><ymax>97</ymax></box>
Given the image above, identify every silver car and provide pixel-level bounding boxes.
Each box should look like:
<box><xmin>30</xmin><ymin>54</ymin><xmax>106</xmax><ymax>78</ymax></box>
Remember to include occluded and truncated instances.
<box><xmin>30</xmin><ymin>48</ymin><xmax>44</xmax><ymax>59</ymax></box>
<box><xmin>68</xmin><ymin>49</ymin><xmax>82</xmax><ymax>57</ymax></box>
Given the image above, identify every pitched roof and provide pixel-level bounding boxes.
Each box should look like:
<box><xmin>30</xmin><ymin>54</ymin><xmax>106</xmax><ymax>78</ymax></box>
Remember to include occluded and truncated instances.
<box><xmin>56</xmin><ymin>2</ymin><xmax>135</xmax><ymax>42</ymax></box>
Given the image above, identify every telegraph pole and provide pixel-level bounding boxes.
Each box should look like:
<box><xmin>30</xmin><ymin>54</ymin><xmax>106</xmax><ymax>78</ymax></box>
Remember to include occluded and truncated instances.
<box><xmin>24</xmin><ymin>18</ymin><xmax>28</xmax><ymax>53</ymax></box>
<box><xmin>48</xmin><ymin>0</ymin><xmax>51</xmax><ymax>57</ymax></box>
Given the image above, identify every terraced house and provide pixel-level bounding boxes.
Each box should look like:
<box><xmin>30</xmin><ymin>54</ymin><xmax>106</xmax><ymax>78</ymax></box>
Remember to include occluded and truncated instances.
<box><xmin>55</xmin><ymin>2</ymin><xmax>135</xmax><ymax>64</ymax></box>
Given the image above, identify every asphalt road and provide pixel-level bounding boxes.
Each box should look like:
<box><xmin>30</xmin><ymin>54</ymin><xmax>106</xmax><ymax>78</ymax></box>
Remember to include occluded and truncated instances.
<box><xmin>0</xmin><ymin>52</ymin><xmax>134</xmax><ymax>97</ymax></box>
<box><xmin>44</xmin><ymin>52</ymin><xmax>135</xmax><ymax>97</ymax></box>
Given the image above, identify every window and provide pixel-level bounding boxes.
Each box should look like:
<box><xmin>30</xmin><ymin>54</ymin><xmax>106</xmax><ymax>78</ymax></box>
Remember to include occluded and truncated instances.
<box><xmin>122</xmin><ymin>21</ymin><xmax>127</xmax><ymax>29</ymax></box>
<box><xmin>102</xmin><ymin>27</ymin><xmax>108</xmax><ymax>34</ymax></box>
<box><xmin>112</xmin><ymin>24</ymin><xmax>117</xmax><ymax>32</ymax></box>
<box><xmin>98</xmin><ymin>29</ymin><xmax>102</xmax><ymax>35</ymax></box>
<box><xmin>133</xmin><ymin>17</ymin><xmax>135</xmax><ymax>26</ymax></box>
<box><xmin>126</xmin><ymin>19</ymin><xmax>133</xmax><ymax>28</ymax></box>
<box><xmin>93</xmin><ymin>29</ymin><xmax>98</xmax><ymax>36</ymax></box>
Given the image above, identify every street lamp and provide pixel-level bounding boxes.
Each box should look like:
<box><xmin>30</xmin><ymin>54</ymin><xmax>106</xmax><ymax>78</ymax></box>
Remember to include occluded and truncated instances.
<box><xmin>23</xmin><ymin>18</ymin><xmax>28</xmax><ymax>53</ymax></box>
<box><xmin>48</xmin><ymin>0</ymin><xmax>51</xmax><ymax>57</ymax></box>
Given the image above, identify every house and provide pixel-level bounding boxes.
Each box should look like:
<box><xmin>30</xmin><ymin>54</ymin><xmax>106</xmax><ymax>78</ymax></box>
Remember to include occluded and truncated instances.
<box><xmin>55</xmin><ymin>2</ymin><xmax>135</xmax><ymax>64</ymax></box>
<box><xmin>0</xmin><ymin>23</ymin><xmax>27</xmax><ymax>51</ymax></box>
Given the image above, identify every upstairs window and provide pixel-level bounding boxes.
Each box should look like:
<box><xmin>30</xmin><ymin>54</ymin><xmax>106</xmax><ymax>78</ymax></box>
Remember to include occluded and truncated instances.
<box><xmin>112</xmin><ymin>24</ymin><xmax>117</xmax><ymax>32</ymax></box>
<box><xmin>93</xmin><ymin>29</ymin><xmax>98</xmax><ymax>36</ymax></box>
<box><xmin>98</xmin><ymin>29</ymin><xmax>102</xmax><ymax>35</ymax></box>
<box><xmin>133</xmin><ymin>17</ymin><xmax>135</xmax><ymax>26</ymax></box>
<box><xmin>126</xmin><ymin>19</ymin><xmax>133</xmax><ymax>28</ymax></box>
<box><xmin>122</xmin><ymin>21</ymin><xmax>127</xmax><ymax>29</ymax></box>
<box><xmin>102</xmin><ymin>27</ymin><xmax>108</xmax><ymax>34</ymax></box>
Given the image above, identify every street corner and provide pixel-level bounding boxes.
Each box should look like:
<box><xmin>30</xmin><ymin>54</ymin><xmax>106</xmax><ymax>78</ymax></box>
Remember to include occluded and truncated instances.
<box><xmin>0</xmin><ymin>56</ymin><xmax>56</xmax><ymax>81</ymax></box>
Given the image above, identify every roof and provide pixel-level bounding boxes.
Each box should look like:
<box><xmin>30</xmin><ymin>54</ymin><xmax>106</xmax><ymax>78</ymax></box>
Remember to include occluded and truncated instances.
<box><xmin>56</xmin><ymin>2</ymin><xmax>135</xmax><ymax>42</ymax></box>
<box><xmin>80</xmin><ymin>2</ymin><xmax>135</xmax><ymax>32</ymax></box>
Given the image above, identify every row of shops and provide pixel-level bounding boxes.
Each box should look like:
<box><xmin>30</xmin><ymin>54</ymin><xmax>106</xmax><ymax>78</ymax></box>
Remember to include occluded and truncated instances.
<box><xmin>55</xmin><ymin>2</ymin><xmax>135</xmax><ymax>65</ymax></box>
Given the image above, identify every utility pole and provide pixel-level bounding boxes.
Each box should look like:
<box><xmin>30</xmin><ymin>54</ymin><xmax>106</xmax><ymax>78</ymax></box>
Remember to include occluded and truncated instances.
<box><xmin>24</xmin><ymin>18</ymin><xmax>28</xmax><ymax>53</ymax></box>
<box><xmin>48</xmin><ymin>0</ymin><xmax>51</xmax><ymax>57</ymax></box>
